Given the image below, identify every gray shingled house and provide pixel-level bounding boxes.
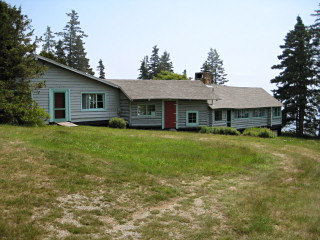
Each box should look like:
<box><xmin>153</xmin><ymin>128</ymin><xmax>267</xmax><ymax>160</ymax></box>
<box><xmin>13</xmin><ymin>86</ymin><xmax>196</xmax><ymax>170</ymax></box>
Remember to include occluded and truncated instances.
<box><xmin>31</xmin><ymin>55</ymin><xmax>282</xmax><ymax>131</ymax></box>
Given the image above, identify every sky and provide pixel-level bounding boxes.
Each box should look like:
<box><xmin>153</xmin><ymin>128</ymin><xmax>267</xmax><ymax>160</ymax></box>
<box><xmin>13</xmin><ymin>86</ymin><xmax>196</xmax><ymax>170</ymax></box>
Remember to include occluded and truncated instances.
<box><xmin>5</xmin><ymin>0</ymin><xmax>319</xmax><ymax>92</ymax></box>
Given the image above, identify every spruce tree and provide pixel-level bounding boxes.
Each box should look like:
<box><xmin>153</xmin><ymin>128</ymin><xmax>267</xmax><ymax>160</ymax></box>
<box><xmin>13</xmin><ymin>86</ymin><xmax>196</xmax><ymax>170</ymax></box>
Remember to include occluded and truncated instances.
<box><xmin>0</xmin><ymin>1</ymin><xmax>49</xmax><ymax>125</ymax></box>
<box><xmin>148</xmin><ymin>45</ymin><xmax>160</xmax><ymax>79</ymax></box>
<box><xmin>159</xmin><ymin>51</ymin><xmax>173</xmax><ymax>73</ymax></box>
<box><xmin>97</xmin><ymin>59</ymin><xmax>105</xmax><ymax>79</ymax></box>
<box><xmin>41</xmin><ymin>26</ymin><xmax>55</xmax><ymax>53</ymax></box>
<box><xmin>55</xmin><ymin>40</ymin><xmax>66</xmax><ymax>63</ymax></box>
<box><xmin>58</xmin><ymin>10</ymin><xmax>93</xmax><ymax>74</ymax></box>
<box><xmin>271</xmin><ymin>16</ymin><xmax>316</xmax><ymax>136</ymax></box>
<box><xmin>138</xmin><ymin>56</ymin><xmax>149</xmax><ymax>79</ymax></box>
<box><xmin>201</xmin><ymin>48</ymin><xmax>228</xmax><ymax>85</ymax></box>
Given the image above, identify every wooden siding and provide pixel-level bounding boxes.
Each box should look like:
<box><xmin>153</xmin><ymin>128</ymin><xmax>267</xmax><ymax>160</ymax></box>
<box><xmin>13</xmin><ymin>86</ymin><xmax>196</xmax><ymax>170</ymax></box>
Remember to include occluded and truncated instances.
<box><xmin>178</xmin><ymin>100</ymin><xmax>209</xmax><ymax>128</ymax></box>
<box><xmin>119</xmin><ymin>92</ymin><xmax>130</xmax><ymax>121</ymax></box>
<box><xmin>130</xmin><ymin>100</ymin><xmax>162</xmax><ymax>127</ymax></box>
<box><xmin>31</xmin><ymin>63</ymin><xmax>119</xmax><ymax>123</ymax></box>
<box><xmin>210</xmin><ymin>110</ymin><xmax>227</xmax><ymax>127</ymax></box>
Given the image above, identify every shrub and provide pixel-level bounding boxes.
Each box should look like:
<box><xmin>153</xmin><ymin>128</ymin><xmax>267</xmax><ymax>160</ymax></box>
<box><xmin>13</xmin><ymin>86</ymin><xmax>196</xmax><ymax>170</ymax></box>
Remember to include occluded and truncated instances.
<box><xmin>199</xmin><ymin>126</ymin><xmax>240</xmax><ymax>136</ymax></box>
<box><xmin>109</xmin><ymin>117</ymin><xmax>127</xmax><ymax>129</ymax></box>
<box><xmin>243</xmin><ymin>128</ymin><xmax>275</xmax><ymax>138</ymax></box>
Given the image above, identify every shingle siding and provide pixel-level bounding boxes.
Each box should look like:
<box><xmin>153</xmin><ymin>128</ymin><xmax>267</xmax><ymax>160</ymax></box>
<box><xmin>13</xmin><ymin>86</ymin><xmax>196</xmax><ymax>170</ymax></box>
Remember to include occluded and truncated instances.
<box><xmin>178</xmin><ymin>100</ymin><xmax>209</xmax><ymax>128</ymax></box>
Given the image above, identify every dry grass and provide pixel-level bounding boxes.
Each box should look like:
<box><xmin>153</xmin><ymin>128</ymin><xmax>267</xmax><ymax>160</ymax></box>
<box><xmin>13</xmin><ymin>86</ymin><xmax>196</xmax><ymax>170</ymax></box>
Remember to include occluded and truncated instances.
<box><xmin>0</xmin><ymin>125</ymin><xmax>319</xmax><ymax>239</ymax></box>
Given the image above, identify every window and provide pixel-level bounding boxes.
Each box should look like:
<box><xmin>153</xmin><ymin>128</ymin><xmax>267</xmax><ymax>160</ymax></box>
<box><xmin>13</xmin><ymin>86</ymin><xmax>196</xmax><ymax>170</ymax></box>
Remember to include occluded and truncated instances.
<box><xmin>234</xmin><ymin>109</ymin><xmax>249</xmax><ymax>119</ymax></box>
<box><xmin>137</xmin><ymin>104</ymin><xmax>156</xmax><ymax>116</ymax></box>
<box><xmin>186</xmin><ymin>111</ymin><xmax>199</xmax><ymax>126</ymax></box>
<box><xmin>82</xmin><ymin>93</ymin><xmax>105</xmax><ymax>110</ymax></box>
<box><xmin>214</xmin><ymin>110</ymin><xmax>223</xmax><ymax>121</ymax></box>
<box><xmin>253</xmin><ymin>108</ymin><xmax>266</xmax><ymax>118</ymax></box>
<box><xmin>272</xmin><ymin>107</ymin><xmax>281</xmax><ymax>117</ymax></box>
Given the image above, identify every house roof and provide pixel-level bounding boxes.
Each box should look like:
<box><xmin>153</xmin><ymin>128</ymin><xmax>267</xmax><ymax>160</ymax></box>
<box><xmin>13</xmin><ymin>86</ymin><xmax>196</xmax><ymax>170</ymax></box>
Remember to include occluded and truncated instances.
<box><xmin>106</xmin><ymin>79</ymin><xmax>217</xmax><ymax>101</ymax></box>
<box><xmin>35</xmin><ymin>55</ymin><xmax>119</xmax><ymax>88</ymax></box>
<box><xmin>207</xmin><ymin>84</ymin><xmax>283</xmax><ymax>109</ymax></box>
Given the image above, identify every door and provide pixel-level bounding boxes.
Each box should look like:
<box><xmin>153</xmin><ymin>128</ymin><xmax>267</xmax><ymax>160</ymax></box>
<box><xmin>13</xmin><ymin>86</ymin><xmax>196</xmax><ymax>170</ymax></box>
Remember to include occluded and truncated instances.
<box><xmin>164</xmin><ymin>101</ymin><xmax>176</xmax><ymax>128</ymax></box>
<box><xmin>49</xmin><ymin>89</ymin><xmax>70</xmax><ymax>123</ymax></box>
<box><xmin>54</xmin><ymin>92</ymin><xmax>66</xmax><ymax>121</ymax></box>
<box><xmin>227</xmin><ymin>110</ymin><xmax>231</xmax><ymax>127</ymax></box>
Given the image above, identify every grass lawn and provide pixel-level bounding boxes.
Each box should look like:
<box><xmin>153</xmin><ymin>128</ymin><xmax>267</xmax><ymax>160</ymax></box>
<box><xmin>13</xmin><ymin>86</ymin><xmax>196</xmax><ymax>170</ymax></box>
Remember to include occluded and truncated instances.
<box><xmin>0</xmin><ymin>125</ymin><xmax>319</xmax><ymax>240</ymax></box>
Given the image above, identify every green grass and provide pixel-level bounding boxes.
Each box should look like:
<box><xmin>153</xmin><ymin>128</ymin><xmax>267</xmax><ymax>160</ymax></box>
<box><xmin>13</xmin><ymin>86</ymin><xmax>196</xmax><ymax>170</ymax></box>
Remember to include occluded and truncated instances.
<box><xmin>0</xmin><ymin>125</ymin><xmax>319</xmax><ymax>239</ymax></box>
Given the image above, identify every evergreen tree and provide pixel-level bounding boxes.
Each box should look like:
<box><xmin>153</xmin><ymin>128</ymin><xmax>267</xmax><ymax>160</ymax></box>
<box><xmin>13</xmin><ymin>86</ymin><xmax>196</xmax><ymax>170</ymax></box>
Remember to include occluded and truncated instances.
<box><xmin>148</xmin><ymin>45</ymin><xmax>160</xmax><ymax>79</ymax></box>
<box><xmin>58</xmin><ymin>10</ymin><xmax>93</xmax><ymax>74</ymax></box>
<box><xmin>201</xmin><ymin>48</ymin><xmax>228</xmax><ymax>85</ymax></box>
<box><xmin>97</xmin><ymin>59</ymin><xmax>105</xmax><ymax>79</ymax></box>
<box><xmin>158</xmin><ymin>51</ymin><xmax>173</xmax><ymax>73</ymax></box>
<box><xmin>138</xmin><ymin>56</ymin><xmax>149</xmax><ymax>79</ymax></box>
<box><xmin>41</xmin><ymin>26</ymin><xmax>55</xmax><ymax>53</ymax></box>
<box><xmin>271</xmin><ymin>16</ymin><xmax>316</xmax><ymax>136</ymax></box>
<box><xmin>183</xmin><ymin>69</ymin><xmax>187</xmax><ymax>79</ymax></box>
<box><xmin>55</xmin><ymin>40</ymin><xmax>66</xmax><ymax>62</ymax></box>
<box><xmin>153</xmin><ymin>71</ymin><xmax>188</xmax><ymax>80</ymax></box>
<box><xmin>0</xmin><ymin>1</ymin><xmax>49</xmax><ymax>125</ymax></box>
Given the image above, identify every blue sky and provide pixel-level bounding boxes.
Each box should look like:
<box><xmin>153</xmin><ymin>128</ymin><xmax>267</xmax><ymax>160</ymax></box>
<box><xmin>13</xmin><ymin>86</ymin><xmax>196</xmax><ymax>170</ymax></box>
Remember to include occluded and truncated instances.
<box><xmin>5</xmin><ymin>0</ymin><xmax>319</xmax><ymax>92</ymax></box>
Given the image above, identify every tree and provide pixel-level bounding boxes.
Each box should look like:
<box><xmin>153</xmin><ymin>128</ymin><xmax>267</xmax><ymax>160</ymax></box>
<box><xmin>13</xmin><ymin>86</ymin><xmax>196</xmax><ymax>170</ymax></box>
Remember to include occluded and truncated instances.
<box><xmin>271</xmin><ymin>16</ymin><xmax>316</xmax><ymax>136</ymax></box>
<box><xmin>138</xmin><ymin>56</ymin><xmax>149</xmax><ymax>79</ymax></box>
<box><xmin>201</xmin><ymin>48</ymin><xmax>228</xmax><ymax>85</ymax></box>
<box><xmin>0</xmin><ymin>1</ymin><xmax>49</xmax><ymax>125</ymax></box>
<box><xmin>153</xmin><ymin>71</ymin><xmax>188</xmax><ymax>80</ymax></box>
<box><xmin>55</xmin><ymin>40</ymin><xmax>66</xmax><ymax>63</ymax></box>
<box><xmin>58</xmin><ymin>10</ymin><xmax>93</xmax><ymax>74</ymax></box>
<box><xmin>97</xmin><ymin>59</ymin><xmax>105</xmax><ymax>79</ymax></box>
<box><xmin>148</xmin><ymin>45</ymin><xmax>160</xmax><ymax>79</ymax></box>
<box><xmin>41</xmin><ymin>26</ymin><xmax>55</xmax><ymax>53</ymax></box>
<box><xmin>159</xmin><ymin>51</ymin><xmax>173</xmax><ymax>73</ymax></box>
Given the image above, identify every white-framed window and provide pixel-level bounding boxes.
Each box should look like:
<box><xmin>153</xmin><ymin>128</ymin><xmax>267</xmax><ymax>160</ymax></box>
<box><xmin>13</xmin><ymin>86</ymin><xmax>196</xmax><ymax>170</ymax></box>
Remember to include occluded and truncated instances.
<box><xmin>186</xmin><ymin>111</ymin><xmax>199</xmax><ymax>126</ymax></box>
<box><xmin>137</xmin><ymin>104</ymin><xmax>156</xmax><ymax>116</ymax></box>
<box><xmin>214</xmin><ymin>110</ymin><xmax>223</xmax><ymax>121</ymax></box>
<box><xmin>272</xmin><ymin>107</ymin><xmax>281</xmax><ymax>117</ymax></box>
<box><xmin>253</xmin><ymin>108</ymin><xmax>266</xmax><ymax>118</ymax></box>
<box><xmin>81</xmin><ymin>93</ymin><xmax>105</xmax><ymax>110</ymax></box>
<box><xmin>234</xmin><ymin>109</ymin><xmax>249</xmax><ymax>119</ymax></box>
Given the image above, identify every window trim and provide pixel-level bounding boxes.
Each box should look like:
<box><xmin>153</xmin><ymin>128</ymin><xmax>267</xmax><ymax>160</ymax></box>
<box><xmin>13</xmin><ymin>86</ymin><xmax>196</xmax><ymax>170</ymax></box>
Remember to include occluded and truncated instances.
<box><xmin>81</xmin><ymin>92</ymin><xmax>106</xmax><ymax>111</ymax></box>
<box><xmin>253</xmin><ymin>108</ymin><xmax>266</xmax><ymax>118</ymax></box>
<box><xmin>234</xmin><ymin>109</ymin><xmax>249</xmax><ymax>119</ymax></box>
<box><xmin>137</xmin><ymin>104</ymin><xmax>156</xmax><ymax>117</ymax></box>
<box><xmin>186</xmin><ymin>111</ymin><xmax>199</xmax><ymax>127</ymax></box>
<box><xmin>272</xmin><ymin>107</ymin><xmax>281</xmax><ymax>118</ymax></box>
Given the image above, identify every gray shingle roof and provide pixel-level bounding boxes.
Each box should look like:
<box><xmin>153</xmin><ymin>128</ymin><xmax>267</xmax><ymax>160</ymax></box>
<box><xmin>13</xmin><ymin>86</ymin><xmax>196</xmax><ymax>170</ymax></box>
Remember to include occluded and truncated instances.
<box><xmin>106</xmin><ymin>79</ymin><xmax>217</xmax><ymax>100</ymax></box>
<box><xmin>207</xmin><ymin>84</ymin><xmax>283</xmax><ymax>109</ymax></box>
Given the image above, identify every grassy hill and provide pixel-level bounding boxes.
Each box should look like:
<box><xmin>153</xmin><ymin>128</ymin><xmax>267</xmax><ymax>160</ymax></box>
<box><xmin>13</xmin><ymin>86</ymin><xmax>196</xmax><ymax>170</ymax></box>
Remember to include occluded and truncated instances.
<box><xmin>0</xmin><ymin>125</ymin><xmax>319</xmax><ymax>240</ymax></box>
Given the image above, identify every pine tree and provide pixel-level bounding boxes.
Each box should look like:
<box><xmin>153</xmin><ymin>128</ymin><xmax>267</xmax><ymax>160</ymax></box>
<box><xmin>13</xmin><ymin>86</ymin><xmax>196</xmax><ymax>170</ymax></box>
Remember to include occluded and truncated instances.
<box><xmin>138</xmin><ymin>56</ymin><xmax>149</xmax><ymax>79</ymax></box>
<box><xmin>97</xmin><ymin>59</ymin><xmax>105</xmax><ymax>79</ymax></box>
<box><xmin>201</xmin><ymin>48</ymin><xmax>228</xmax><ymax>85</ymax></box>
<box><xmin>271</xmin><ymin>16</ymin><xmax>316</xmax><ymax>136</ymax></box>
<box><xmin>159</xmin><ymin>51</ymin><xmax>173</xmax><ymax>73</ymax></box>
<box><xmin>58</xmin><ymin>10</ymin><xmax>93</xmax><ymax>74</ymax></box>
<box><xmin>55</xmin><ymin>40</ymin><xmax>66</xmax><ymax>63</ymax></box>
<box><xmin>41</xmin><ymin>26</ymin><xmax>55</xmax><ymax>53</ymax></box>
<box><xmin>148</xmin><ymin>45</ymin><xmax>160</xmax><ymax>79</ymax></box>
<box><xmin>0</xmin><ymin>2</ymin><xmax>49</xmax><ymax>125</ymax></box>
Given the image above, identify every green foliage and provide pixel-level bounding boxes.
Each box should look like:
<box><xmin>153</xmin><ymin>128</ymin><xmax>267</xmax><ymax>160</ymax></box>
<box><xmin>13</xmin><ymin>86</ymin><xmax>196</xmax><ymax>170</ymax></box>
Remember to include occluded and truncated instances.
<box><xmin>39</xmin><ymin>50</ymin><xmax>66</xmax><ymax>65</ymax></box>
<box><xmin>138</xmin><ymin>56</ymin><xmax>149</xmax><ymax>79</ymax></box>
<box><xmin>97</xmin><ymin>59</ymin><xmax>105</xmax><ymax>79</ymax></box>
<box><xmin>271</xmin><ymin>16</ymin><xmax>316</xmax><ymax>136</ymax></box>
<box><xmin>201</xmin><ymin>48</ymin><xmax>228</xmax><ymax>85</ymax></box>
<box><xmin>0</xmin><ymin>2</ymin><xmax>47</xmax><ymax>126</ymax></box>
<box><xmin>109</xmin><ymin>117</ymin><xmax>127</xmax><ymax>129</ymax></box>
<box><xmin>158</xmin><ymin>51</ymin><xmax>173</xmax><ymax>73</ymax></box>
<box><xmin>41</xmin><ymin>26</ymin><xmax>55</xmax><ymax>53</ymax></box>
<box><xmin>153</xmin><ymin>71</ymin><xmax>188</xmax><ymax>80</ymax></box>
<box><xmin>200</xmin><ymin>126</ymin><xmax>240</xmax><ymax>135</ymax></box>
<box><xmin>243</xmin><ymin>128</ymin><xmax>276</xmax><ymax>138</ymax></box>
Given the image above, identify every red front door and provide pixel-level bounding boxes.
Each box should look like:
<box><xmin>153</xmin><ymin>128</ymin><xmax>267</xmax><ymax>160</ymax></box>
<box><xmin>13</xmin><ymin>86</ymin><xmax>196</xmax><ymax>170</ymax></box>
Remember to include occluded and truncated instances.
<box><xmin>165</xmin><ymin>101</ymin><xmax>176</xmax><ymax>128</ymax></box>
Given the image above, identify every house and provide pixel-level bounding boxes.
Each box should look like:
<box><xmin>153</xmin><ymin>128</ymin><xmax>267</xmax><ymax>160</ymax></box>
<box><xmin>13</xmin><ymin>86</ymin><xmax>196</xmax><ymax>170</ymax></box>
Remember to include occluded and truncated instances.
<box><xmin>31</xmin><ymin>55</ymin><xmax>282</xmax><ymax>131</ymax></box>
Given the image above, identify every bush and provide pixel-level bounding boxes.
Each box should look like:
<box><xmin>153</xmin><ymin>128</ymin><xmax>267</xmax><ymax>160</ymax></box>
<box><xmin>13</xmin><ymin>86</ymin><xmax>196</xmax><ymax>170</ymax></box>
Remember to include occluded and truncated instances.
<box><xmin>199</xmin><ymin>126</ymin><xmax>240</xmax><ymax>136</ymax></box>
<box><xmin>243</xmin><ymin>128</ymin><xmax>275</xmax><ymax>138</ymax></box>
<box><xmin>109</xmin><ymin>117</ymin><xmax>127</xmax><ymax>129</ymax></box>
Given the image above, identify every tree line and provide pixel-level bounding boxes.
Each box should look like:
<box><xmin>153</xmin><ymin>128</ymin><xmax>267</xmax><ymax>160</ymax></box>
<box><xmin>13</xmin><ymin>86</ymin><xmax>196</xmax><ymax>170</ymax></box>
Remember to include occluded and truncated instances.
<box><xmin>39</xmin><ymin>10</ymin><xmax>106</xmax><ymax>79</ymax></box>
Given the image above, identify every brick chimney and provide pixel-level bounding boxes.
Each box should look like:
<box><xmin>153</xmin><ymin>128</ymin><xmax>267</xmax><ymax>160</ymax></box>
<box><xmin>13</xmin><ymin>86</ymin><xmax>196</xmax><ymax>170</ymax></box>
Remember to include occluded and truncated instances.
<box><xmin>195</xmin><ymin>72</ymin><xmax>213</xmax><ymax>84</ymax></box>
